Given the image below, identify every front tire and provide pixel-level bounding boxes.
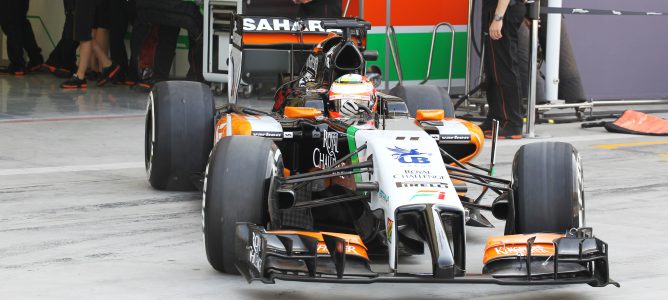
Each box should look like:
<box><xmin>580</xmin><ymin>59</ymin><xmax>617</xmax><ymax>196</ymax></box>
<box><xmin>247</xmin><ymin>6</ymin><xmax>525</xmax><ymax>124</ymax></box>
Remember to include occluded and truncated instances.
<box><xmin>145</xmin><ymin>81</ymin><xmax>214</xmax><ymax>190</ymax></box>
<box><xmin>203</xmin><ymin>136</ymin><xmax>282</xmax><ymax>274</ymax></box>
<box><xmin>509</xmin><ymin>142</ymin><xmax>585</xmax><ymax>234</ymax></box>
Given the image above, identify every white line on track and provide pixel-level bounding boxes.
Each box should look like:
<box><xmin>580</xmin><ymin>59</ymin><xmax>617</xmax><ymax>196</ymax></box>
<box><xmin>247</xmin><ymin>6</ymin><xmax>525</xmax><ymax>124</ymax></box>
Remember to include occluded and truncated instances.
<box><xmin>0</xmin><ymin>162</ymin><xmax>144</xmax><ymax>176</ymax></box>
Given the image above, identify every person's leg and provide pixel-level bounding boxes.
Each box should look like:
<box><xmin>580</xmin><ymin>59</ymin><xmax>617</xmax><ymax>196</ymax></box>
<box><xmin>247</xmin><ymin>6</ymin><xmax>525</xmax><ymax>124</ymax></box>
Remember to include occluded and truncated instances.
<box><xmin>182</xmin><ymin>3</ymin><xmax>204</xmax><ymax>82</ymax></box>
<box><xmin>91</xmin><ymin>39</ymin><xmax>113</xmax><ymax>68</ymax></box>
<box><xmin>17</xmin><ymin>0</ymin><xmax>44</xmax><ymax>71</ymax></box>
<box><xmin>152</xmin><ymin>25</ymin><xmax>179</xmax><ymax>81</ymax></box>
<box><xmin>91</xmin><ymin>0</ymin><xmax>121</xmax><ymax>86</ymax></box>
<box><xmin>62</xmin><ymin>0</ymin><xmax>97</xmax><ymax>88</ymax></box>
<box><xmin>491</xmin><ymin>4</ymin><xmax>524</xmax><ymax>132</ymax></box>
<box><xmin>46</xmin><ymin>0</ymin><xmax>78</xmax><ymax>77</ymax></box>
<box><xmin>92</xmin><ymin>28</ymin><xmax>110</xmax><ymax>72</ymax></box>
<box><xmin>109</xmin><ymin>0</ymin><xmax>130</xmax><ymax>81</ymax></box>
<box><xmin>60</xmin><ymin>39</ymin><xmax>91</xmax><ymax>88</ymax></box>
<box><xmin>482</xmin><ymin>4</ymin><xmax>524</xmax><ymax>137</ymax></box>
<box><xmin>76</xmin><ymin>41</ymin><xmax>93</xmax><ymax>80</ymax></box>
<box><xmin>61</xmin><ymin>0</ymin><xmax>79</xmax><ymax>74</ymax></box>
<box><xmin>3</xmin><ymin>0</ymin><xmax>28</xmax><ymax>73</ymax></box>
<box><xmin>129</xmin><ymin>5</ymin><xmax>153</xmax><ymax>81</ymax></box>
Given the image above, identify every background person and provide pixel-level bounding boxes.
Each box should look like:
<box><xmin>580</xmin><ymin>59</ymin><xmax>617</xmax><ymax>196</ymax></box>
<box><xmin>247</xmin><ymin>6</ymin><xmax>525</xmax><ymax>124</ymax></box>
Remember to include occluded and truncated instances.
<box><xmin>129</xmin><ymin>0</ymin><xmax>204</xmax><ymax>91</ymax></box>
<box><xmin>43</xmin><ymin>0</ymin><xmax>79</xmax><ymax>78</ymax></box>
<box><xmin>0</xmin><ymin>0</ymin><xmax>43</xmax><ymax>76</ymax></box>
<box><xmin>61</xmin><ymin>0</ymin><xmax>121</xmax><ymax>89</ymax></box>
<box><xmin>480</xmin><ymin>0</ymin><xmax>526</xmax><ymax>139</ymax></box>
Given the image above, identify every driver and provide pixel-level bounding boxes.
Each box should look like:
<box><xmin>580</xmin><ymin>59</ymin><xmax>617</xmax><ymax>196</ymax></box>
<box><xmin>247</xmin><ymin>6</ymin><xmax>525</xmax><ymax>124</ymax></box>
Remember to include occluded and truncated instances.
<box><xmin>328</xmin><ymin>74</ymin><xmax>376</xmax><ymax>118</ymax></box>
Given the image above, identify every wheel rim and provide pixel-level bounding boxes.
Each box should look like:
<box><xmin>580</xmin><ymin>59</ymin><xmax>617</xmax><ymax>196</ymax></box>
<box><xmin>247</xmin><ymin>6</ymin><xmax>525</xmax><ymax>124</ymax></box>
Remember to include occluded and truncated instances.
<box><xmin>144</xmin><ymin>92</ymin><xmax>156</xmax><ymax>174</ymax></box>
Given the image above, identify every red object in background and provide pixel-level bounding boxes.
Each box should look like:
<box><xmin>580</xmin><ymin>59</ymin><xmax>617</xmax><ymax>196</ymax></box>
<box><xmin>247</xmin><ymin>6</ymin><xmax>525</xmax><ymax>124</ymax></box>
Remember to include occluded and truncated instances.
<box><xmin>605</xmin><ymin>110</ymin><xmax>668</xmax><ymax>136</ymax></box>
<box><xmin>139</xmin><ymin>25</ymin><xmax>160</xmax><ymax>70</ymax></box>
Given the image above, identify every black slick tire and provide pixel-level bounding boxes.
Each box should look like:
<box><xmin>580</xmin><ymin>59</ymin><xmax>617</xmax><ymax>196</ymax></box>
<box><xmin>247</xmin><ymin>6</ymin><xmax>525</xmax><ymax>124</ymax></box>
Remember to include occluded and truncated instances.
<box><xmin>509</xmin><ymin>142</ymin><xmax>585</xmax><ymax>234</ymax></box>
<box><xmin>389</xmin><ymin>85</ymin><xmax>455</xmax><ymax>118</ymax></box>
<box><xmin>203</xmin><ymin>136</ymin><xmax>282</xmax><ymax>274</ymax></box>
<box><xmin>145</xmin><ymin>81</ymin><xmax>215</xmax><ymax>191</ymax></box>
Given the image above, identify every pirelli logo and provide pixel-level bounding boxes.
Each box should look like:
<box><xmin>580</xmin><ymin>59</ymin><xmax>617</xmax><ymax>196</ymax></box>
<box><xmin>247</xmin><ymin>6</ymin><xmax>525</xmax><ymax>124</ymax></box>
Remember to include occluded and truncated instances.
<box><xmin>396</xmin><ymin>182</ymin><xmax>449</xmax><ymax>188</ymax></box>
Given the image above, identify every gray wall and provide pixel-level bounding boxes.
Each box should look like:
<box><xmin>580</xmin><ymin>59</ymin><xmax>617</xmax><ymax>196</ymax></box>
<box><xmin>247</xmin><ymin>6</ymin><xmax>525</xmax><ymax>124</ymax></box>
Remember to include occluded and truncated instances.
<box><xmin>564</xmin><ymin>0</ymin><xmax>668</xmax><ymax>100</ymax></box>
<box><xmin>467</xmin><ymin>0</ymin><xmax>668</xmax><ymax>101</ymax></box>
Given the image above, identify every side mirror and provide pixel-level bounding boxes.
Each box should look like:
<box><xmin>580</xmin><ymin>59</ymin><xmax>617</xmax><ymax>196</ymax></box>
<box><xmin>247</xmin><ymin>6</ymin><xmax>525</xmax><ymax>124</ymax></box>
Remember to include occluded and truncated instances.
<box><xmin>363</xmin><ymin>50</ymin><xmax>379</xmax><ymax>61</ymax></box>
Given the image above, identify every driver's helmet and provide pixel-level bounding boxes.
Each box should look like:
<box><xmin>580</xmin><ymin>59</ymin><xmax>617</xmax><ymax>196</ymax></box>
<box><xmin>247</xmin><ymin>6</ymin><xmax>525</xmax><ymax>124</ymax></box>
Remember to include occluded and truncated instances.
<box><xmin>328</xmin><ymin>74</ymin><xmax>376</xmax><ymax>118</ymax></box>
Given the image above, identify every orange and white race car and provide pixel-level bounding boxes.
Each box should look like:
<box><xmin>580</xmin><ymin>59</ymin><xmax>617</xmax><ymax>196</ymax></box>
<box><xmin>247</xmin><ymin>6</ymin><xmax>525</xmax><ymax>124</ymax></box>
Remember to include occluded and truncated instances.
<box><xmin>144</xmin><ymin>16</ymin><xmax>617</xmax><ymax>287</ymax></box>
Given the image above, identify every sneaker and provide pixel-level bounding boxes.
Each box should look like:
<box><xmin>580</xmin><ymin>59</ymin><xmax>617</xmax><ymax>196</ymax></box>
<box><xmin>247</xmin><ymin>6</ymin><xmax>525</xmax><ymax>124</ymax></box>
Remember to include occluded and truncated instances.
<box><xmin>43</xmin><ymin>63</ymin><xmax>58</xmax><ymax>73</ymax></box>
<box><xmin>86</xmin><ymin>70</ymin><xmax>102</xmax><ymax>81</ymax></box>
<box><xmin>60</xmin><ymin>75</ymin><xmax>88</xmax><ymax>89</ymax></box>
<box><xmin>478</xmin><ymin>121</ymin><xmax>492</xmax><ymax>133</ymax></box>
<box><xmin>484</xmin><ymin>126</ymin><xmax>523</xmax><ymax>140</ymax></box>
<box><xmin>98</xmin><ymin>62</ymin><xmax>121</xmax><ymax>87</ymax></box>
<box><xmin>26</xmin><ymin>58</ymin><xmax>44</xmax><ymax>72</ymax></box>
<box><xmin>55</xmin><ymin>68</ymin><xmax>73</xmax><ymax>78</ymax></box>
<box><xmin>132</xmin><ymin>79</ymin><xmax>155</xmax><ymax>93</ymax></box>
<box><xmin>10</xmin><ymin>68</ymin><xmax>26</xmax><ymax>76</ymax></box>
<box><xmin>7</xmin><ymin>64</ymin><xmax>26</xmax><ymax>76</ymax></box>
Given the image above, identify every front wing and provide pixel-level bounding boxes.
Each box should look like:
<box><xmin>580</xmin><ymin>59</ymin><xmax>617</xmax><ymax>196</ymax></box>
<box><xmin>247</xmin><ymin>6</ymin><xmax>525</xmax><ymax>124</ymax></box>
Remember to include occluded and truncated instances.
<box><xmin>235</xmin><ymin>223</ymin><xmax>619</xmax><ymax>287</ymax></box>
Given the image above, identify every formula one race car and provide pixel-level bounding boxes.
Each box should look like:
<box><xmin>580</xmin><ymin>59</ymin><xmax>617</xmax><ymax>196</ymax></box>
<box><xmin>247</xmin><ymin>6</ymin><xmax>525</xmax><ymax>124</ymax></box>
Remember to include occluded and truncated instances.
<box><xmin>144</xmin><ymin>16</ymin><xmax>617</xmax><ymax>287</ymax></box>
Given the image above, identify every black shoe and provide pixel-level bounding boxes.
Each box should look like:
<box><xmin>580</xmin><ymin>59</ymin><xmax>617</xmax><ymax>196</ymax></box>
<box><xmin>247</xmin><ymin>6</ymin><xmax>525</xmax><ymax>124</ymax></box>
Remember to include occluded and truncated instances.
<box><xmin>26</xmin><ymin>57</ymin><xmax>44</xmax><ymax>72</ymax></box>
<box><xmin>55</xmin><ymin>68</ymin><xmax>74</xmax><ymax>78</ymax></box>
<box><xmin>478</xmin><ymin>121</ymin><xmax>492</xmax><ymax>132</ymax></box>
<box><xmin>60</xmin><ymin>75</ymin><xmax>88</xmax><ymax>89</ymax></box>
<box><xmin>98</xmin><ymin>62</ymin><xmax>121</xmax><ymax>87</ymax></box>
<box><xmin>132</xmin><ymin>78</ymin><xmax>155</xmax><ymax>93</ymax></box>
<box><xmin>86</xmin><ymin>71</ymin><xmax>101</xmax><ymax>81</ymax></box>
<box><xmin>484</xmin><ymin>126</ymin><xmax>523</xmax><ymax>139</ymax></box>
<box><xmin>43</xmin><ymin>63</ymin><xmax>58</xmax><ymax>74</ymax></box>
<box><xmin>7</xmin><ymin>64</ymin><xmax>26</xmax><ymax>76</ymax></box>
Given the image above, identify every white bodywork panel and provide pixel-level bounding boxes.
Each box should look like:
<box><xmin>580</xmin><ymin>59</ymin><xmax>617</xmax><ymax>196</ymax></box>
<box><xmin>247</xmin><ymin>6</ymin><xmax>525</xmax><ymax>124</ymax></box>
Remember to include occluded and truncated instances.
<box><xmin>353</xmin><ymin>123</ymin><xmax>464</xmax><ymax>271</ymax></box>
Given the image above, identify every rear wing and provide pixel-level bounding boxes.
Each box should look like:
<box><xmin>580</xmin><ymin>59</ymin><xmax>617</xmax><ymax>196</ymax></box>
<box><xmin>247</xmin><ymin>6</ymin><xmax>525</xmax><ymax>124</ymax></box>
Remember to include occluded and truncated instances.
<box><xmin>227</xmin><ymin>14</ymin><xmax>370</xmax><ymax>103</ymax></box>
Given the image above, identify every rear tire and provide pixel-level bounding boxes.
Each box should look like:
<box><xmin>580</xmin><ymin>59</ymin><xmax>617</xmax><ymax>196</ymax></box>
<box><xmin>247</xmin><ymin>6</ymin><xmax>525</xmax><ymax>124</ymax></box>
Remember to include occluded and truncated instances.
<box><xmin>509</xmin><ymin>142</ymin><xmax>585</xmax><ymax>234</ymax></box>
<box><xmin>203</xmin><ymin>136</ymin><xmax>282</xmax><ymax>274</ymax></box>
<box><xmin>389</xmin><ymin>85</ymin><xmax>455</xmax><ymax>118</ymax></box>
<box><xmin>145</xmin><ymin>81</ymin><xmax>214</xmax><ymax>190</ymax></box>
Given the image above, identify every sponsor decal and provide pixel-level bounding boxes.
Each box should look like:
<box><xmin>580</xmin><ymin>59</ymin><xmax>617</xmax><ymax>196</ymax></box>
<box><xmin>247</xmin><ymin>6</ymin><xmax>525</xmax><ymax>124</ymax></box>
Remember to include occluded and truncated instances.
<box><xmin>313</xmin><ymin>129</ymin><xmax>339</xmax><ymax>168</ymax></box>
<box><xmin>440</xmin><ymin>135</ymin><xmax>471</xmax><ymax>142</ymax></box>
<box><xmin>316</xmin><ymin>243</ymin><xmax>361</xmax><ymax>256</ymax></box>
<box><xmin>387</xmin><ymin>146</ymin><xmax>431</xmax><ymax>164</ymax></box>
<box><xmin>393</xmin><ymin>169</ymin><xmax>445</xmax><ymax>180</ymax></box>
<box><xmin>386</xmin><ymin>218</ymin><xmax>394</xmax><ymax>242</ymax></box>
<box><xmin>396</xmin><ymin>181</ymin><xmax>449</xmax><ymax>188</ymax></box>
<box><xmin>252</xmin><ymin>131</ymin><xmax>283</xmax><ymax>138</ymax></box>
<box><xmin>493</xmin><ymin>245</ymin><xmax>552</xmax><ymax>256</ymax></box>
<box><xmin>283</xmin><ymin>132</ymin><xmax>294</xmax><ymax>139</ymax></box>
<box><xmin>408</xmin><ymin>190</ymin><xmax>446</xmax><ymax>201</ymax></box>
<box><xmin>378</xmin><ymin>190</ymin><xmax>390</xmax><ymax>202</ymax></box>
<box><xmin>242</xmin><ymin>17</ymin><xmax>336</xmax><ymax>33</ymax></box>
<box><xmin>249</xmin><ymin>232</ymin><xmax>263</xmax><ymax>271</ymax></box>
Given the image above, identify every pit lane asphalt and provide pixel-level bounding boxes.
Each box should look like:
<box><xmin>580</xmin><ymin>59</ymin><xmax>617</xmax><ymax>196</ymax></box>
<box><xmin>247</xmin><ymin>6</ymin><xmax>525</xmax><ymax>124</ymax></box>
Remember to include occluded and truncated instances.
<box><xmin>1</xmin><ymin>75</ymin><xmax>667</xmax><ymax>299</ymax></box>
